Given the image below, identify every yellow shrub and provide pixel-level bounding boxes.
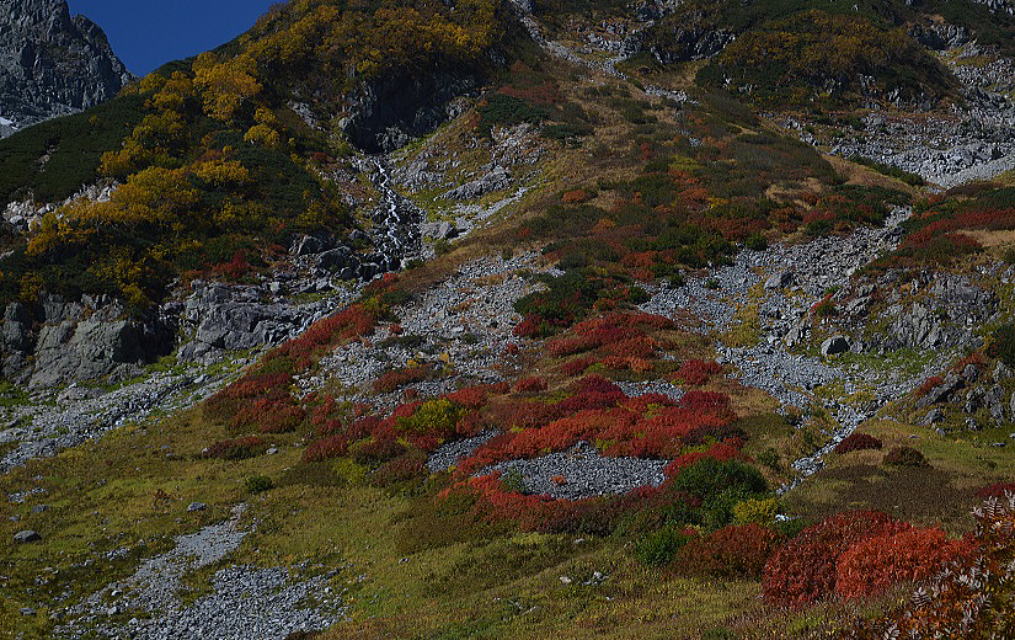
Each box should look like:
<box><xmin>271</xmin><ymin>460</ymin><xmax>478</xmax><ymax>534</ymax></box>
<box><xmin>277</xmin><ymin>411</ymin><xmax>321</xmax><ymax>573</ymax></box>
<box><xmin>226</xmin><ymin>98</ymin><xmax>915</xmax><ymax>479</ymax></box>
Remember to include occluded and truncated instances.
<box><xmin>733</xmin><ymin>497</ymin><xmax>779</xmax><ymax>525</ymax></box>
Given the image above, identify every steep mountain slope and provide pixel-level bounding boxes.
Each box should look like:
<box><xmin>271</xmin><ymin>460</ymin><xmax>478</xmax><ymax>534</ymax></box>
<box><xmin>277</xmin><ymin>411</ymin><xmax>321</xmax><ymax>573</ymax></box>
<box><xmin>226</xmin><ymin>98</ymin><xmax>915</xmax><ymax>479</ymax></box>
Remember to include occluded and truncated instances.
<box><xmin>2</xmin><ymin>0</ymin><xmax>1015</xmax><ymax>638</ymax></box>
<box><xmin>0</xmin><ymin>0</ymin><xmax>133</xmax><ymax>137</ymax></box>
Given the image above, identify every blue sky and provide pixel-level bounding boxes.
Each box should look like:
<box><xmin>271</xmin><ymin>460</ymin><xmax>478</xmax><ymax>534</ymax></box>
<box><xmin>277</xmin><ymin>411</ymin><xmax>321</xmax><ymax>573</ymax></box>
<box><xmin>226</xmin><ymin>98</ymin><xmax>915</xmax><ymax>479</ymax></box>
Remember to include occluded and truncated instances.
<box><xmin>68</xmin><ymin>0</ymin><xmax>280</xmax><ymax>75</ymax></box>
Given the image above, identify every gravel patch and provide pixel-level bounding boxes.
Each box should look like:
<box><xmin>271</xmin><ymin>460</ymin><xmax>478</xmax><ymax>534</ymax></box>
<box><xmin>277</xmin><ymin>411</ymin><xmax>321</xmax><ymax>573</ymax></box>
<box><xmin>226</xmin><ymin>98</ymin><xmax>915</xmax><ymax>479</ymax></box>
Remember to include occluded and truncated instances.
<box><xmin>614</xmin><ymin>380</ymin><xmax>685</xmax><ymax>402</ymax></box>
<box><xmin>56</xmin><ymin>505</ymin><xmax>345</xmax><ymax>640</ymax></box>
<box><xmin>0</xmin><ymin>369</ymin><xmax>234</xmax><ymax>474</ymax></box>
<box><xmin>484</xmin><ymin>442</ymin><xmax>668</xmax><ymax>500</ymax></box>
<box><xmin>427</xmin><ymin>429</ymin><xmax>501</xmax><ymax>473</ymax></box>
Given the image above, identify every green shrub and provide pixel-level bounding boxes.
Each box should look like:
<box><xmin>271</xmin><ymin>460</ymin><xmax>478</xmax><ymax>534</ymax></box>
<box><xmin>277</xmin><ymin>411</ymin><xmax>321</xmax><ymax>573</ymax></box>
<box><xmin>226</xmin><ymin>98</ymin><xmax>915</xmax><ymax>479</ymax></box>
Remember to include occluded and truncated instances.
<box><xmin>989</xmin><ymin>324</ymin><xmax>1015</xmax><ymax>368</ymax></box>
<box><xmin>744</xmin><ymin>232</ymin><xmax>768</xmax><ymax>251</ymax></box>
<box><xmin>672</xmin><ymin>459</ymin><xmax>769</xmax><ymax>501</ymax></box>
<box><xmin>501</xmin><ymin>468</ymin><xmax>527</xmax><ymax>494</ymax></box>
<box><xmin>849</xmin><ymin>155</ymin><xmax>925</xmax><ymax>186</ymax></box>
<box><xmin>245</xmin><ymin>475</ymin><xmax>275</xmax><ymax>493</ymax></box>
<box><xmin>701</xmin><ymin>10</ymin><xmax>956</xmax><ymax>109</ymax></box>
<box><xmin>633</xmin><ymin>525</ymin><xmax>693</xmax><ymax>566</ymax></box>
<box><xmin>477</xmin><ymin>93</ymin><xmax>549</xmax><ymax>136</ymax></box>
<box><xmin>0</xmin><ymin>93</ymin><xmax>147</xmax><ymax>204</ymax></box>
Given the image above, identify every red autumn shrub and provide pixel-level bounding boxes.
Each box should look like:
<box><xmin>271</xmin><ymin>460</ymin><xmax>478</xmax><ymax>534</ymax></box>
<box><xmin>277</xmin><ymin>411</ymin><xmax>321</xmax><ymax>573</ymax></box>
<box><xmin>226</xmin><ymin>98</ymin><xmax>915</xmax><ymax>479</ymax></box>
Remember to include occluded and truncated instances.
<box><xmin>663</xmin><ymin>442</ymin><xmax>744</xmax><ymax>476</ymax></box>
<box><xmin>515</xmin><ymin>377</ymin><xmax>548</xmax><ymax>393</ymax></box>
<box><xmin>675</xmin><ymin>360</ymin><xmax>723</xmax><ymax>386</ymax></box>
<box><xmin>674</xmin><ymin>524</ymin><xmax>780</xmax><ymax>578</ymax></box>
<box><xmin>303</xmin><ymin>434</ymin><xmax>351</xmax><ymax>463</ymax></box>
<box><xmin>561</xmin><ymin>357</ymin><xmax>595</xmax><ymax>376</ymax></box>
<box><xmin>915</xmin><ymin>375</ymin><xmax>944</xmax><ymax>398</ymax></box>
<box><xmin>272</xmin><ymin>303</ymin><xmax>378</xmax><ymax>370</ymax></box>
<box><xmin>850</xmin><ymin>493</ymin><xmax>1015</xmax><ymax>638</ymax></box>
<box><xmin>347</xmin><ymin>415</ymin><xmax>382</xmax><ymax>440</ymax></box>
<box><xmin>562</xmin><ymin>189</ymin><xmax>590</xmax><ymax>204</ymax></box>
<box><xmin>953</xmin><ymin>350</ymin><xmax>988</xmax><ymax>372</ymax></box>
<box><xmin>212</xmin><ymin>251</ymin><xmax>252</xmax><ymax>280</ymax></box>
<box><xmin>513</xmin><ymin>314</ymin><xmax>544</xmax><ymax>337</ymax></box>
<box><xmin>363</xmin><ymin>272</ymin><xmax>399</xmax><ymax>295</ymax></box>
<box><xmin>833</xmin><ymin>433</ymin><xmax>883</xmax><ymax>455</ymax></box>
<box><xmin>679</xmin><ymin>390</ymin><xmax>732</xmax><ymax>412</ymax></box>
<box><xmin>229</xmin><ymin>398</ymin><xmax>305</xmax><ymax>434</ymax></box>
<box><xmin>762</xmin><ymin>511</ymin><xmax>911</xmax><ymax>606</ymax></box>
<box><xmin>485</xmin><ymin>399</ymin><xmax>567</xmax><ymax>430</ymax></box>
<box><xmin>203</xmin><ymin>436</ymin><xmax>267</xmax><ymax>460</ymax></box>
<box><xmin>444</xmin><ymin>383</ymin><xmax>507</xmax><ymax>409</ymax></box>
<box><xmin>205</xmin><ymin>372</ymin><xmax>292</xmax><ymax>418</ymax></box>
<box><xmin>454</xmin><ymin>410</ymin><xmax>485</xmax><ymax>438</ymax></box>
<box><xmin>315</xmin><ymin>418</ymin><xmax>344</xmax><ymax>437</ymax></box>
<box><xmin>975</xmin><ymin>482</ymin><xmax>1015</xmax><ymax>499</ymax></box>
<box><xmin>600</xmin><ymin>336</ymin><xmax>658</xmax><ymax>359</ymax></box>
<box><xmin>349</xmin><ymin>435</ymin><xmax>406</xmax><ymax>466</ymax></box>
<box><xmin>835</xmin><ymin>527</ymin><xmax>976</xmax><ymax>599</ymax></box>
<box><xmin>369</xmin><ymin>450</ymin><xmax>428</xmax><ymax>487</ymax></box>
<box><xmin>373</xmin><ymin>366</ymin><xmax>431</xmax><ymax>394</ymax></box>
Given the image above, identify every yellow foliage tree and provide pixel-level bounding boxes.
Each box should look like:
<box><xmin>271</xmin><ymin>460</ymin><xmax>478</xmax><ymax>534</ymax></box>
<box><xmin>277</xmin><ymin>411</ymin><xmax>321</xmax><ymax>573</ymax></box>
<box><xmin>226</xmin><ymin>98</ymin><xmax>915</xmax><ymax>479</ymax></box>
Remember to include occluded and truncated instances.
<box><xmin>193</xmin><ymin>53</ymin><xmax>263</xmax><ymax>121</ymax></box>
<box><xmin>193</xmin><ymin>159</ymin><xmax>251</xmax><ymax>186</ymax></box>
<box><xmin>243</xmin><ymin>123</ymin><xmax>282</xmax><ymax>148</ymax></box>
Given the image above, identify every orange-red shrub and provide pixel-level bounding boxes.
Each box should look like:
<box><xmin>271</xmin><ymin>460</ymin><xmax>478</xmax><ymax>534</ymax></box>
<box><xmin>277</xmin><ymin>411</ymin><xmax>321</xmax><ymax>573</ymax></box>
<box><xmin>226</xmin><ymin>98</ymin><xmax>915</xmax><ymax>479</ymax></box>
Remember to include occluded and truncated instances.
<box><xmin>663</xmin><ymin>442</ymin><xmax>744</xmax><ymax>476</ymax></box>
<box><xmin>373</xmin><ymin>366</ymin><xmax>431</xmax><ymax>393</ymax></box>
<box><xmin>232</xmin><ymin>399</ymin><xmax>306</xmax><ymax>434</ymax></box>
<box><xmin>303</xmin><ymin>434</ymin><xmax>351</xmax><ymax>463</ymax></box>
<box><xmin>915</xmin><ymin>375</ymin><xmax>944</xmax><ymax>398</ymax></box>
<box><xmin>674</xmin><ymin>524</ymin><xmax>780</xmax><ymax>578</ymax></box>
<box><xmin>444</xmin><ymin>382</ymin><xmax>507</xmax><ymax>409</ymax></box>
<box><xmin>835</xmin><ymin>527</ymin><xmax>976</xmax><ymax>599</ymax></box>
<box><xmin>561</xmin><ymin>357</ymin><xmax>595</xmax><ymax>376</ymax></box>
<box><xmin>514</xmin><ymin>377</ymin><xmax>548</xmax><ymax>393</ymax></box>
<box><xmin>850</xmin><ymin>494</ymin><xmax>1015</xmax><ymax>638</ymax></box>
<box><xmin>369</xmin><ymin>450</ymin><xmax>428</xmax><ymax>487</ymax></box>
<box><xmin>675</xmin><ymin>360</ymin><xmax>723</xmax><ymax>386</ymax></box>
<box><xmin>762</xmin><ymin>511</ymin><xmax>911</xmax><ymax>606</ymax></box>
<box><xmin>974</xmin><ymin>482</ymin><xmax>1015</xmax><ymax>499</ymax></box>
<box><xmin>272</xmin><ymin>303</ymin><xmax>378</xmax><ymax>370</ymax></box>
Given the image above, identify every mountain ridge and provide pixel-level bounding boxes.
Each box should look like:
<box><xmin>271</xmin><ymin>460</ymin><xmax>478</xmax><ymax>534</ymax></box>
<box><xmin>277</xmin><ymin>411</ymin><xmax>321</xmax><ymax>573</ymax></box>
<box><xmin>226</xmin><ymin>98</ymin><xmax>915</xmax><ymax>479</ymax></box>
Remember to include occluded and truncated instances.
<box><xmin>0</xmin><ymin>0</ymin><xmax>133</xmax><ymax>136</ymax></box>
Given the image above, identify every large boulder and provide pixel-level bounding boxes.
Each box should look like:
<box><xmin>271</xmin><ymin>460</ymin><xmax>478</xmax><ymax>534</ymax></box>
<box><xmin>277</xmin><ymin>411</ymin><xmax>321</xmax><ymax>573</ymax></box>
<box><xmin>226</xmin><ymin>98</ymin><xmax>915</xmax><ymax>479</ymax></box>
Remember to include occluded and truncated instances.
<box><xmin>821</xmin><ymin>335</ymin><xmax>851</xmax><ymax>356</ymax></box>
<box><xmin>13</xmin><ymin>530</ymin><xmax>41</xmax><ymax>544</ymax></box>
<box><xmin>27</xmin><ymin>296</ymin><xmax>170</xmax><ymax>388</ymax></box>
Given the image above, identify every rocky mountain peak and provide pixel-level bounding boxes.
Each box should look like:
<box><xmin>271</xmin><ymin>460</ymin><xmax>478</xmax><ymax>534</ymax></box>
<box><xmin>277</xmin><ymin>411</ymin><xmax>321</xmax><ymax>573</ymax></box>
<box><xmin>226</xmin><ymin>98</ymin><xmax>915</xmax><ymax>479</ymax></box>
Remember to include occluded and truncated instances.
<box><xmin>0</xmin><ymin>0</ymin><xmax>133</xmax><ymax>136</ymax></box>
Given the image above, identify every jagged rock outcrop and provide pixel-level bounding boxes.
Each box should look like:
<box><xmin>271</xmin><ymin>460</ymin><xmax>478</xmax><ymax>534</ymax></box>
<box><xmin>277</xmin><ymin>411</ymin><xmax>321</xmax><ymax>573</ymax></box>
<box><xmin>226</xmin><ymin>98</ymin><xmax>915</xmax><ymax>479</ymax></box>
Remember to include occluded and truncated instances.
<box><xmin>342</xmin><ymin>69</ymin><xmax>483</xmax><ymax>153</ymax></box>
<box><xmin>176</xmin><ymin>282</ymin><xmax>334</xmax><ymax>364</ymax></box>
<box><xmin>1</xmin><ymin>294</ymin><xmax>173</xmax><ymax>388</ymax></box>
<box><xmin>969</xmin><ymin>0</ymin><xmax>1015</xmax><ymax>14</ymax></box>
<box><xmin>645</xmin><ymin>9</ymin><xmax>735</xmax><ymax>64</ymax></box>
<box><xmin>0</xmin><ymin>0</ymin><xmax>132</xmax><ymax>135</ymax></box>
<box><xmin>834</xmin><ymin>271</ymin><xmax>996</xmax><ymax>354</ymax></box>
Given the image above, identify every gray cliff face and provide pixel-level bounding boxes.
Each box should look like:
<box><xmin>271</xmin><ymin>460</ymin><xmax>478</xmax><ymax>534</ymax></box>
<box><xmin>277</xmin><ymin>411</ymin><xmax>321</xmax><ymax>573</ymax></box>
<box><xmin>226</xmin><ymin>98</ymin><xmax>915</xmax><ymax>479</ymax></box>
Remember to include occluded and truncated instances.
<box><xmin>0</xmin><ymin>0</ymin><xmax>133</xmax><ymax>135</ymax></box>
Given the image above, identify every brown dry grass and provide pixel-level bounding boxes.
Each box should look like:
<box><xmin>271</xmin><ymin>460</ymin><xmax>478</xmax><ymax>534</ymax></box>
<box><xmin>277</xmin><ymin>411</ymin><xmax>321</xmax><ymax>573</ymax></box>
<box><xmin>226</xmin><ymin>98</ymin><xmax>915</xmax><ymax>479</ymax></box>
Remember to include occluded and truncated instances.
<box><xmin>824</xmin><ymin>154</ymin><xmax>921</xmax><ymax>195</ymax></box>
